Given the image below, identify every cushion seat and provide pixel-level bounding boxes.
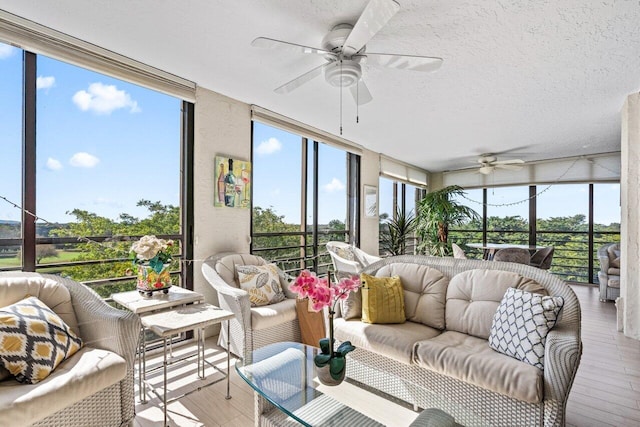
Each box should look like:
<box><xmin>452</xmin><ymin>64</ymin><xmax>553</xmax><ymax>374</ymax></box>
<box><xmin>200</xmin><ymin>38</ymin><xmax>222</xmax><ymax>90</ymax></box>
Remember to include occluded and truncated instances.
<box><xmin>413</xmin><ymin>331</ymin><xmax>543</xmax><ymax>403</ymax></box>
<box><xmin>334</xmin><ymin>318</ymin><xmax>441</xmax><ymax>364</ymax></box>
<box><xmin>251</xmin><ymin>298</ymin><xmax>298</xmax><ymax>331</ymax></box>
<box><xmin>0</xmin><ymin>346</ymin><xmax>127</xmax><ymax>426</ymax></box>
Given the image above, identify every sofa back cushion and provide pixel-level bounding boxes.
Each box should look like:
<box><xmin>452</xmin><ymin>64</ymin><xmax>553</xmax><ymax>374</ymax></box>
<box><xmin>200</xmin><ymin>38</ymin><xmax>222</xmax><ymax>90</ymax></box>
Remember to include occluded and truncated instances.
<box><xmin>376</xmin><ymin>263</ymin><xmax>448</xmax><ymax>330</ymax></box>
<box><xmin>0</xmin><ymin>275</ymin><xmax>79</xmax><ymax>335</ymax></box>
<box><xmin>445</xmin><ymin>269</ymin><xmax>546</xmax><ymax>339</ymax></box>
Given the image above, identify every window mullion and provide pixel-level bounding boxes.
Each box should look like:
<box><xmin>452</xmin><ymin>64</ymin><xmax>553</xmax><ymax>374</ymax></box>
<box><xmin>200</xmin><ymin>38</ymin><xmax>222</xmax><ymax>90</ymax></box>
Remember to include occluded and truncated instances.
<box><xmin>22</xmin><ymin>51</ymin><xmax>36</xmax><ymax>271</ymax></box>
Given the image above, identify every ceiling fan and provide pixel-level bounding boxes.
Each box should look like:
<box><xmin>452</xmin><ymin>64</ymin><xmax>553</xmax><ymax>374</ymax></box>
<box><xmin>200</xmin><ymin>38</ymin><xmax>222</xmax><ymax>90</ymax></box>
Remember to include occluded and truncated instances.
<box><xmin>251</xmin><ymin>0</ymin><xmax>443</xmax><ymax>105</ymax></box>
<box><xmin>476</xmin><ymin>155</ymin><xmax>525</xmax><ymax>175</ymax></box>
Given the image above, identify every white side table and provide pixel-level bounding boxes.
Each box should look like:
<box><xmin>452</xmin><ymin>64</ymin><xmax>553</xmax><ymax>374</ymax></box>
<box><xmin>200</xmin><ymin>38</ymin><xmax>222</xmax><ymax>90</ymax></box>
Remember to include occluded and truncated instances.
<box><xmin>140</xmin><ymin>303</ymin><xmax>234</xmax><ymax>426</ymax></box>
<box><xmin>112</xmin><ymin>287</ymin><xmax>205</xmax><ymax>403</ymax></box>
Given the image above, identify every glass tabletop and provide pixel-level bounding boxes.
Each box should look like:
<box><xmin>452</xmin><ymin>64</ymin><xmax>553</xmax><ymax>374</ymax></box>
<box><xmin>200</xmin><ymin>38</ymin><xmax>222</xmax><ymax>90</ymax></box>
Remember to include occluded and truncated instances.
<box><xmin>236</xmin><ymin>342</ymin><xmax>388</xmax><ymax>426</ymax></box>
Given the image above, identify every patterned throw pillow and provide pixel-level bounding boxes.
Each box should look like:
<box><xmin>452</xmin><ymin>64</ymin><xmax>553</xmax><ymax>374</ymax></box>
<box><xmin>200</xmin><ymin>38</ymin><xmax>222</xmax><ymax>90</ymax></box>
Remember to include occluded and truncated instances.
<box><xmin>236</xmin><ymin>264</ymin><xmax>286</xmax><ymax>307</ymax></box>
<box><xmin>488</xmin><ymin>287</ymin><xmax>564</xmax><ymax>369</ymax></box>
<box><xmin>361</xmin><ymin>273</ymin><xmax>406</xmax><ymax>324</ymax></box>
<box><xmin>0</xmin><ymin>296</ymin><xmax>83</xmax><ymax>384</ymax></box>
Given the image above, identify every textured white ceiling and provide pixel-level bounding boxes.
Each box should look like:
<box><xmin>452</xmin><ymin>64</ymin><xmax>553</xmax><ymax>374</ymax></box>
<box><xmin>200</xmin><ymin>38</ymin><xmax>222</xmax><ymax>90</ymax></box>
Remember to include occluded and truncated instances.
<box><xmin>1</xmin><ymin>0</ymin><xmax>638</xmax><ymax>172</ymax></box>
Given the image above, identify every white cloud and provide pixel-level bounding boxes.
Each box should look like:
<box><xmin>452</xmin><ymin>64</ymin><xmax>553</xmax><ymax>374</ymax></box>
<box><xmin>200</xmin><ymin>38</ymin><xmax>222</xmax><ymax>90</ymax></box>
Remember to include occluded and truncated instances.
<box><xmin>72</xmin><ymin>82</ymin><xmax>140</xmax><ymax>114</ymax></box>
<box><xmin>0</xmin><ymin>44</ymin><xmax>16</xmax><ymax>59</ymax></box>
<box><xmin>323</xmin><ymin>178</ymin><xmax>345</xmax><ymax>192</ymax></box>
<box><xmin>256</xmin><ymin>137</ymin><xmax>282</xmax><ymax>155</ymax></box>
<box><xmin>69</xmin><ymin>152</ymin><xmax>100</xmax><ymax>168</ymax></box>
<box><xmin>36</xmin><ymin>76</ymin><xmax>56</xmax><ymax>91</ymax></box>
<box><xmin>46</xmin><ymin>157</ymin><xmax>63</xmax><ymax>171</ymax></box>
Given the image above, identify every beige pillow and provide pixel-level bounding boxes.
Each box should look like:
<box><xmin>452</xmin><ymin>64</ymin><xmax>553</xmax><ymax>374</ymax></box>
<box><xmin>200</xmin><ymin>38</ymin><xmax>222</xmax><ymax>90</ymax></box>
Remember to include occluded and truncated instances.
<box><xmin>236</xmin><ymin>264</ymin><xmax>286</xmax><ymax>307</ymax></box>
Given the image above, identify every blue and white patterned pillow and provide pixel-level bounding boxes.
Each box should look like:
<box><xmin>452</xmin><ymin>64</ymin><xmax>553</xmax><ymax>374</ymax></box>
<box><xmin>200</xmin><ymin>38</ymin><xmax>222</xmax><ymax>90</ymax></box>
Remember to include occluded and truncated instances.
<box><xmin>488</xmin><ymin>287</ymin><xmax>564</xmax><ymax>369</ymax></box>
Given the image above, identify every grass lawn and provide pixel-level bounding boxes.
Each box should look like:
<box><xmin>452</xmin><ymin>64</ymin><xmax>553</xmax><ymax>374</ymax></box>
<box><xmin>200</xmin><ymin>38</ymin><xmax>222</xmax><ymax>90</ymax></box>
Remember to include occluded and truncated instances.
<box><xmin>0</xmin><ymin>250</ymin><xmax>79</xmax><ymax>267</ymax></box>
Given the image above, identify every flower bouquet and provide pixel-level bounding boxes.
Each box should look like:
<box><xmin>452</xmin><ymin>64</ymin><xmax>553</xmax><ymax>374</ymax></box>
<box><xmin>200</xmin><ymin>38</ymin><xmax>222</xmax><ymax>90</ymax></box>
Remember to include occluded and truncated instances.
<box><xmin>130</xmin><ymin>235</ymin><xmax>174</xmax><ymax>296</ymax></box>
<box><xmin>291</xmin><ymin>270</ymin><xmax>360</xmax><ymax>385</ymax></box>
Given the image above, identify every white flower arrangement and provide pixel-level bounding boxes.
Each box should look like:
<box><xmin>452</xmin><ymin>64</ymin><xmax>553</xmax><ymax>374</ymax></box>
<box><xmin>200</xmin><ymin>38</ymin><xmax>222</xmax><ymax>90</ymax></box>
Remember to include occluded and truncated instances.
<box><xmin>131</xmin><ymin>235</ymin><xmax>173</xmax><ymax>270</ymax></box>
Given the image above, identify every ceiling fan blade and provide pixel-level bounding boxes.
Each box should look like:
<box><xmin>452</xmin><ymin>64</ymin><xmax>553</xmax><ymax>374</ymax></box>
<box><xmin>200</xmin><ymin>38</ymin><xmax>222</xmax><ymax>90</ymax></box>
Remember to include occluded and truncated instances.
<box><xmin>274</xmin><ymin>62</ymin><xmax>329</xmax><ymax>94</ymax></box>
<box><xmin>495</xmin><ymin>164</ymin><xmax>524</xmax><ymax>171</ymax></box>
<box><xmin>493</xmin><ymin>159</ymin><xmax>525</xmax><ymax>165</ymax></box>
<box><xmin>342</xmin><ymin>0</ymin><xmax>400</xmax><ymax>56</ymax></box>
<box><xmin>349</xmin><ymin>79</ymin><xmax>373</xmax><ymax>105</ymax></box>
<box><xmin>251</xmin><ymin>37</ymin><xmax>333</xmax><ymax>56</ymax></box>
<box><xmin>360</xmin><ymin>52</ymin><xmax>443</xmax><ymax>72</ymax></box>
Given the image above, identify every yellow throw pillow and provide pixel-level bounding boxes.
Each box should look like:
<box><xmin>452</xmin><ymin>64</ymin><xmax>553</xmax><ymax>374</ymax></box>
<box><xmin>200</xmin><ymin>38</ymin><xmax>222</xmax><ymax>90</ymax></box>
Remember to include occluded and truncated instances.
<box><xmin>361</xmin><ymin>273</ymin><xmax>406</xmax><ymax>324</ymax></box>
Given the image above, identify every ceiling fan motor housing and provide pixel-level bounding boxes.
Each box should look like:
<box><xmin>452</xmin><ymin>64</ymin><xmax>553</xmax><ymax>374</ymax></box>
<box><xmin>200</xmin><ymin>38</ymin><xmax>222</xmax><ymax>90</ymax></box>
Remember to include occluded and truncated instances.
<box><xmin>324</xmin><ymin>60</ymin><xmax>362</xmax><ymax>87</ymax></box>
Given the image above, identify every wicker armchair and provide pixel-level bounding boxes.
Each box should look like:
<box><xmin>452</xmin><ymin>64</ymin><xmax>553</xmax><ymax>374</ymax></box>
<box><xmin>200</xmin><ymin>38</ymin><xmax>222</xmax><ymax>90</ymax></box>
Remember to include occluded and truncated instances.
<box><xmin>326</xmin><ymin>241</ymin><xmax>381</xmax><ymax>279</ymax></box>
<box><xmin>0</xmin><ymin>272</ymin><xmax>140</xmax><ymax>427</ymax></box>
<box><xmin>493</xmin><ymin>247</ymin><xmax>531</xmax><ymax>265</ymax></box>
<box><xmin>201</xmin><ymin>253</ymin><xmax>301</xmax><ymax>359</ymax></box>
<box><xmin>597</xmin><ymin>243</ymin><xmax>621</xmax><ymax>302</ymax></box>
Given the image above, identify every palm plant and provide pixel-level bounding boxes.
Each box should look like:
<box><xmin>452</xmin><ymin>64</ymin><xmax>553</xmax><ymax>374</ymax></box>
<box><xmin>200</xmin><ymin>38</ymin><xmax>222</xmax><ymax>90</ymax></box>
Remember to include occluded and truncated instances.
<box><xmin>380</xmin><ymin>207</ymin><xmax>417</xmax><ymax>255</ymax></box>
<box><xmin>416</xmin><ymin>185</ymin><xmax>480</xmax><ymax>256</ymax></box>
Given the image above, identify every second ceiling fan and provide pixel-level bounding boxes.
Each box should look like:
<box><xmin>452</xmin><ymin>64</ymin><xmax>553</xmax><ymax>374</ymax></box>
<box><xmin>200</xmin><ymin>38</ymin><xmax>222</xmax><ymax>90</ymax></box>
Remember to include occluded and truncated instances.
<box><xmin>251</xmin><ymin>0</ymin><xmax>443</xmax><ymax>105</ymax></box>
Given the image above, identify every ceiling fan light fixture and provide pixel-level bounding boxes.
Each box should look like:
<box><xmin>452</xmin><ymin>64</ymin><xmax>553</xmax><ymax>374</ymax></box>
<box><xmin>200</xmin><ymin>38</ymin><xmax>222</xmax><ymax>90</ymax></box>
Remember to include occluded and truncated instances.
<box><xmin>324</xmin><ymin>60</ymin><xmax>362</xmax><ymax>87</ymax></box>
<box><xmin>479</xmin><ymin>166</ymin><xmax>494</xmax><ymax>175</ymax></box>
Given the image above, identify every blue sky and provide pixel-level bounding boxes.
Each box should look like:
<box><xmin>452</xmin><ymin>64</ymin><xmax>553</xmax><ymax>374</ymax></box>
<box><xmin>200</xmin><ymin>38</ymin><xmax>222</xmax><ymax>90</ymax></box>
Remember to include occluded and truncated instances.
<box><xmin>0</xmin><ymin>42</ymin><xmax>180</xmax><ymax>224</ymax></box>
<box><xmin>252</xmin><ymin>122</ymin><xmax>347</xmax><ymax>225</ymax></box>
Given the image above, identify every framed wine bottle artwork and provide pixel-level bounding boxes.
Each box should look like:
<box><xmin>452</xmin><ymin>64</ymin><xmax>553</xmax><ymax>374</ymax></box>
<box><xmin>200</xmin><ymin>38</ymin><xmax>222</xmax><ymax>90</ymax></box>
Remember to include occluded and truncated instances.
<box><xmin>214</xmin><ymin>156</ymin><xmax>251</xmax><ymax>208</ymax></box>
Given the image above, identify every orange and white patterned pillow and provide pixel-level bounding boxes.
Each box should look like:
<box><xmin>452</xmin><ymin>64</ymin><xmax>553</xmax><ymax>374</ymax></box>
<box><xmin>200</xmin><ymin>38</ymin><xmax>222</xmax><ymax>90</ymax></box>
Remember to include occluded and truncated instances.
<box><xmin>0</xmin><ymin>296</ymin><xmax>83</xmax><ymax>384</ymax></box>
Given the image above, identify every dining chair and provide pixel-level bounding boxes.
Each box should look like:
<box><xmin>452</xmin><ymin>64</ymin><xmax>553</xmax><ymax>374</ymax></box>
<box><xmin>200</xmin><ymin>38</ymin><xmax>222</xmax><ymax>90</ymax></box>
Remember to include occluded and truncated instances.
<box><xmin>492</xmin><ymin>247</ymin><xmax>531</xmax><ymax>265</ymax></box>
<box><xmin>451</xmin><ymin>243</ymin><xmax>467</xmax><ymax>259</ymax></box>
<box><xmin>530</xmin><ymin>246</ymin><xmax>554</xmax><ymax>270</ymax></box>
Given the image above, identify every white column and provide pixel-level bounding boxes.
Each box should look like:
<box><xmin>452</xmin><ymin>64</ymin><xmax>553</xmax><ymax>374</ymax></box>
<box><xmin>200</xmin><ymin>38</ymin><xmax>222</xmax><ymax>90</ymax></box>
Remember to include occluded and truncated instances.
<box><xmin>621</xmin><ymin>93</ymin><xmax>640</xmax><ymax>340</ymax></box>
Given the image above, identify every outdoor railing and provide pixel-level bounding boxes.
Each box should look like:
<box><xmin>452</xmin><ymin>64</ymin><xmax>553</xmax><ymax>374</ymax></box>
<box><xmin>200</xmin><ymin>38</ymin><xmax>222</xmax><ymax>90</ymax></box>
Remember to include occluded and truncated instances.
<box><xmin>0</xmin><ymin>234</ymin><xmax>184</xmax><ymax>300</ymax></box>
<box><xmin>449</xmin><ymin>228</ymin><xmax>620</xmax><ymax>283</ymax></box>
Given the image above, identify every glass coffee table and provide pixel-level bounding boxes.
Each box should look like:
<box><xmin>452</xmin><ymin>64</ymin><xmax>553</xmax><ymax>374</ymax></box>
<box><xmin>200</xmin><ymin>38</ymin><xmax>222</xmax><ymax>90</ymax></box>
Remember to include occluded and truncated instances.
<box><xmin>237</xmin><ymin>342</ymin><xmax>468</xmax><ymax>427</ymax></box>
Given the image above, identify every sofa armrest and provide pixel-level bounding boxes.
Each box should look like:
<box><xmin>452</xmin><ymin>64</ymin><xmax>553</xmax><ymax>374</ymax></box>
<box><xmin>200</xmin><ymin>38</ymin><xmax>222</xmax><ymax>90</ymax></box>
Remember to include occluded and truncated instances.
<box><xmin>598</xmin><ymin>255</ymin><xmax>610</xmax><ymax>273</ymax></box>
<box><xmin>543</xmin><ymin>324</ymin><xmax>582</xmax><ymax>404</ymax></box>
<box><xmin>54</xmin><ymin>275</ymin><xmax>141</xmax><ymax>369</ymax></box>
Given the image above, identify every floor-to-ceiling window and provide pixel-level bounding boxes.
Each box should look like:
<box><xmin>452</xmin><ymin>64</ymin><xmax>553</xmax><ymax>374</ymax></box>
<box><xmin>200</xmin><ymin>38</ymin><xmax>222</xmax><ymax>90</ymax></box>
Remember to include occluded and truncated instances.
<box><xmin>0</xmin><ymin>42</ymin><xmax>22</xmax><ymax>270</ymax></box>
<box><xmin>0</xmin><ymin>42</ymin><xmax>190</xmax><ymax>298</ymax></box>
<box><xmin>377</xmin><ymin>178</ymin><xmax>424</xmax><ymax>255</ymax></box>
<box><xmin>449</xmin><ymin>183</ymin><xmax>621</xmax><ymax>283</ymax></box>
<box><xmin>251</xmin><ymin>121</ymin><xmax>356</xmax><ymax>276</ymax></box>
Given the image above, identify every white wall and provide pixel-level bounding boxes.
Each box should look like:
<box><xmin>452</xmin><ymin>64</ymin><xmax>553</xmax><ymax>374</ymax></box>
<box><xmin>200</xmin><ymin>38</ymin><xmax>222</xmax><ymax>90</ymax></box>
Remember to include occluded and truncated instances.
<box><xmin>621</xmin><ymin>93</ymin><xmax>640</xmax><ymax>340</ymax></box>
<box><xmin>360</xmin><ymin>150</ymin><xmax>381</xmax><ymax>255</ymax></box>
<box><xmin>193</xmin><ymin>87</ymin><xmax>251</xmax><ymax>309</ymax></box>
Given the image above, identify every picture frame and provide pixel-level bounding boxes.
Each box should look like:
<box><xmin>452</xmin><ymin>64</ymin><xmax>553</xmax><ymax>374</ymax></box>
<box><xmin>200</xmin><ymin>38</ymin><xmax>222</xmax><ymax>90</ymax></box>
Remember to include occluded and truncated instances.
<box><xmin>214</xmin><ymin>156</ymin><xmax>251</xmax><ymax>208</ymax></box>
<box><xmin>364</xmin><ymin>185</ymin><xmax>378</xmax><ymax>218</ymax></box>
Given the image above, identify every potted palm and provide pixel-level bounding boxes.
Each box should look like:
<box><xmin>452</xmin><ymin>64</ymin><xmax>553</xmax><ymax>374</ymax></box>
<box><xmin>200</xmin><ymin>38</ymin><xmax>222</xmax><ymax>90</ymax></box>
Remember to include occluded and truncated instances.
<box><xmin>380</xmin><ymin>207</ymin><xmax>417</xmax><ymax>255</ymax></box>
<box><xmin>416</xmin><ymin>185</ymin><xmax>480</xmax><ymax>256</ymax></box>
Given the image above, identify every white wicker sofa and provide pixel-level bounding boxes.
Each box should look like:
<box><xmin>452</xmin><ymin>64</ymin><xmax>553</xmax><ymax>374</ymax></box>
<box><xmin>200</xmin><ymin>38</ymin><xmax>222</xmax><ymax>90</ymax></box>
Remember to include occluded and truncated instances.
<box><xmin>334</xmin><ymin>256</ymin><xmax>582</xmax><ymax>427</ymax></box>
<box><xmin>0</xmin><ymin>272</ymin><xmax>140</xmax><ymax>427</ymax></box>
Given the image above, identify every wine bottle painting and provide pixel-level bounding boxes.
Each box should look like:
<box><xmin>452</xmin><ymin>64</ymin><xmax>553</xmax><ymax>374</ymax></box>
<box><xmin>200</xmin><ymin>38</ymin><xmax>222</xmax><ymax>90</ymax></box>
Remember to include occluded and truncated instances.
<box><xmin>214</xmin><ymin>156</ymin><xmax>251</xmax><ymax>209</ymax></box>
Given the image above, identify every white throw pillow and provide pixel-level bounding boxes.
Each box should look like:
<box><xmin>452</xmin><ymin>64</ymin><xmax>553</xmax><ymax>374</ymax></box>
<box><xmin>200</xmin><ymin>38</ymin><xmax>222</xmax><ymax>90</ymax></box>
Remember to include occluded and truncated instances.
<box><xmin>236</xmin><ymin>264</ymin><xmax>286</xmax><ymax>307</ymax></box>
<box><xmin>488</xmin><ymin>287</ymin><xmax>564</xmax><ymax>369</ymax></box>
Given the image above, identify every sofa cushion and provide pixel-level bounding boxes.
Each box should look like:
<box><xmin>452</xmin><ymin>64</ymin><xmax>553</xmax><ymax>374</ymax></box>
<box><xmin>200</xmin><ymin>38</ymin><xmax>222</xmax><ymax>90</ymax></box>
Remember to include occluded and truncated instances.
<box><xmin>413</xmin><ymin>331</ymin><xmax>544</xmax><ymax>403</ymax></box>
<box><xmin>445</xmin><ymin>269</ymin><xmax>546</xmax><ymax>339</ymax></box>
<box><xmin>608</xmin><ymin>267</ymin><xmax>620</xmax><ymax>275</ymax></box>
<box><xmin>0</xmin><ymin>275</ymin><xmax>79</xmax><ymax>335</ymax></box>
<box><xmin>489</xmin><ymin>288</ymin><xmax>564</xmax><ymax>369</ymax></box>
<box><xmin>214</xmin><ymin>253</ymin><xmax>267</xmax><ymax>288</ymax></box>
<box><xmin>608</xmin><ymin>276</ymin><xmax>621</xmax><ymax>288</ymax></box>
<box><xmin>251</xmin><ymin>298</ymin><xmax>297</xmax><ymax>331</ymax></box>
<box><xmin>361</xmin><ymin>274</ymin><xmax>406</xmax><ymax>324</ymax></box>
<box><xmin>333</xmin><ymin>317</ymin><xmax>441</xmax><ymax>364</ymax></box>
<box><xmin>237</xmin><ymin>264</ymin><xmax>286</xmax><ymax>306</ymax></box>
<box><xmin>340</xmin><ymin>290</ymin><xmax>362</xmax><ymax>320</ymax></box>
<box><xmin>0</xmin><ymin>346</ymin><xmax>126</xmax><ymax>426</ymax></box>
<box><xmin>0</xmin><ymin>296</ymin><xmax>83</xmax><ymax>384</ymax></box>
<box><xmin>375</xmin><ymin>264</ymin><xmax>448</xmax><ymax>330</ymax></box>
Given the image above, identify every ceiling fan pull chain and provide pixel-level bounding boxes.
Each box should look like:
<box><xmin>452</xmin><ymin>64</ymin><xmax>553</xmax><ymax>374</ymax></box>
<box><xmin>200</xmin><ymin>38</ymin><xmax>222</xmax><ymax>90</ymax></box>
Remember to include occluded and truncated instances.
<box><xmin>340</xmin><ymin>59</ymin><xmax>343</xmax><ymax>135</ymax></box>
<box><xmin>356</xmin><ymin>80</ymin><xmax>360</xmax><ymax>123</ymax></box>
